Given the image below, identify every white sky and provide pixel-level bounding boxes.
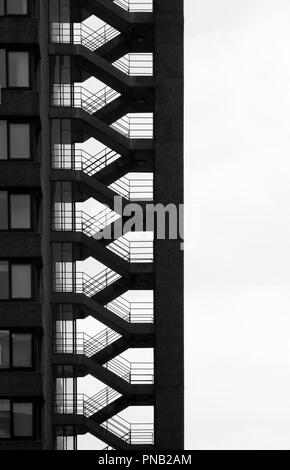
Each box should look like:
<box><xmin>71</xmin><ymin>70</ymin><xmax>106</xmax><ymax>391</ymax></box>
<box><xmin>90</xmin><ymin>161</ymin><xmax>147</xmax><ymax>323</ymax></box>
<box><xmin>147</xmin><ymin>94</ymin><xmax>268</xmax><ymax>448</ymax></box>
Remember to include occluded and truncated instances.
<box><xmin>185</xmin><ymin>0</ymin><xmax>290</xmax><ymax>449</ymax></box>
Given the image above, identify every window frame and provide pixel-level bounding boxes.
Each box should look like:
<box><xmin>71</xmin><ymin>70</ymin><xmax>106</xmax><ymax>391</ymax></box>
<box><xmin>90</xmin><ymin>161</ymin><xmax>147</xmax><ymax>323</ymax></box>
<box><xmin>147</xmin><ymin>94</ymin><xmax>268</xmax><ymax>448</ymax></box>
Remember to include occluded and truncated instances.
<box><xmin>0</xmin><ymin>0</ymin><xmax>30</xmax><ymax>16</ymax></box>
<box><xmin>0</xmin><ymin>191</ymin><xmax>32</xmax><ymax>231</ymax></box>
<box><xmin>0</xmin><ymin>49</ymin><xmax>31</xmax><ymax>90</ymax></box>
<box><xmin>0</xmin><ymin>261</ymin><xmax>34</xmax><ymax>301</ymax></box>
<box><xmin>0</xmin><ymin>399</ymin><xmax>36</xmax><ymax>441</ymax></box>
<box><xmin>0</xmin><ymin>329</ymin><xmax>35</xmax><ymax>370</ymax></box>
<box><xmin>0</xmin><ymin>120</ymin><xmax>33</xmax><ymax>161</ymax></box>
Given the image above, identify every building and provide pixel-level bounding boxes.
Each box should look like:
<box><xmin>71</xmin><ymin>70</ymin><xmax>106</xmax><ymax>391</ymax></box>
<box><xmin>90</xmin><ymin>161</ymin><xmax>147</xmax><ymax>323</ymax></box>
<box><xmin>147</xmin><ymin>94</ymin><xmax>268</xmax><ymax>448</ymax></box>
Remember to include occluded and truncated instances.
<box><xmin>0</xmin><ymin>0</ymin><xmax>183</xmax><ymax>450</ymax></box>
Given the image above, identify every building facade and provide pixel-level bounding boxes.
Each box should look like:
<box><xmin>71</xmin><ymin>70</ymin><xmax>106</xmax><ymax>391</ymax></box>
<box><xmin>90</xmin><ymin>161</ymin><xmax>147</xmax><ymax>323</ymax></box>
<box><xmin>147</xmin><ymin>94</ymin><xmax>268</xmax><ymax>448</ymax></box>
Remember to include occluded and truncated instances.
<box><xmin>0</xmin><ymin>0</ymin><xmax>183</xmax><ymax>450</ymax></box>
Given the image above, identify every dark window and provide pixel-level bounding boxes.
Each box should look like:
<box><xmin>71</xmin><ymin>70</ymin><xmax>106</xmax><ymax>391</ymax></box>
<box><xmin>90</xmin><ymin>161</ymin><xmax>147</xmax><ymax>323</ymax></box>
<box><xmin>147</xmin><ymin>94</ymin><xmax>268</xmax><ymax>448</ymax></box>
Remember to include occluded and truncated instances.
<box><xmin>0</xmin><ymin>0</ymin><xmax>28</xmax><ymax>15</ymax></box>
<box><xmin>0</xmin><ymin>49</ymin><xmax>6</xmax><ymax>87</ymax></box>
<box><xmin>0</xmin><ymin>331</ymin><xmax>10</xmax><ymax>369</ymax></box>
<box><xmin>0</xmin><ymin>262</ymin><xmax>32</xmax><ymax>300</ymax></box>
<box><xmin>0</xmin><ymin>331</ymin><xmax>32</xmax><ymax>369</ymax></box>
<box><xmin>10</xmin><ymin>194</ymin><xmax>31</xmax><ymax>229</ymax></box>
<box><xmin>13</xmin><ymin>403</ymin><xmax>33</xmax><ymax>437</ymax></box>
<box><xmin>12</xmin><ymin>333</ymin><xmax>32</xmax><ymax>368</ymax></box>
<box><xmin>0</xmin><ymin>400</ymin><xmax>34</xmax><ymax>440</ymax></box>
<box><xmin>0</xmin><ymin>400</ymin><xmax>10</xmax><ymax>438</ymax></box>
<box><xmin>7</xmin><ymin>0</ymin><xmax>27</xmax><ymax>15</ymax></box>
<box><xmin>8</xmin><ymin>52</ymin><xmax>29</xmax><ymax>87</ymax></box>
<box><xmin>0</xmin><ymin>261</ymin><xmax>9</xmax><ymax>300</ymax></box>
<box><xmin>11</xmin><ymin>264</ymin><xmax>32</xmax><ymax>299</ymax></box>
<box><xmin>0</xmin><ymin>192</ymin><xmax>31</xmax><ymax>230</ymax></box>
<box><xmin>0</xmin><ymin>121</ymin><xmax>31</xmax><ymax>160</ymax></box>
<box><xmin>10</xmin><ymin>124</ymin><xmax>31</xmax><ymax>159</ymax></box>
<box><xmin>0</xmin><ymin>192</ymin><xmax>8</xmax><ymax>229</ymax></box>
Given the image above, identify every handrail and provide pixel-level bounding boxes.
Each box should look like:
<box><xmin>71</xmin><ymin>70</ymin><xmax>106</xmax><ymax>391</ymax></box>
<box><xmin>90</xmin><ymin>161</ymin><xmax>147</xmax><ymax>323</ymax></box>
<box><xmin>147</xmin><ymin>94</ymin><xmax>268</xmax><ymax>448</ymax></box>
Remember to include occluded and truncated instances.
<box><xmin>113</xmin><ymin>53</ymin><xmax>153</xmax><ymax>76</ymax></box>
<box><xmin>51</xmin><ymin>83</ymin><xmax>120</xmax><ymax>115</ymax></box>
<box><xmin>52</xmin><ymin>144</ymin><xmax>121</xmax><ymax>176</ymax></box>
<box><xmin>55</xmin><ymin>392</ymin><xmax>154</xmax><ymax>444</ymax></box>
<box><xmin>111</xmin><ymin>114</ymin><xmax>154</xmax><ymax>139</ymax></box>
<box><xmin>55</xmin><ymin>387</ymin><xmax>121</xmax><ymax>417</ymax></box>
<box><xmin>55</xmin><ymin>328</ymin><xmax>121</xmax><ymax>356</ymax></box>
<box><xmin>50</xmin><ymin>21</ymin><xmax>120</xmax><ymax>51</ymax></box>
<box><xmin>109</xmin><ymin>174</ymin><xmax>153</xmax><ymax>201</ymax></box>
<box><xmin>104</xmin><ymin>356</ymin><xmax>154</xmax><ymax>384</ymax></box>
<box><xmin>108</xmin><ymin>237</ymin><xmax>154</xmax><ymax>263</ymax></box>
<box><xmin>54</xmin><ymin>268</ymin><xmax>121</xmax><ymax>297</ymax></box>
<box><xmin>53</xmin><ymin>209</ymin><xmax>120</xmax><ymax>236</ymax></box>
<box><xmin>106</xmin><ymin>297</ymin><xmax>154</xmax><ymax>323</ymax></box>
<box><xmin>113</xmin><ymin>0</ymin><xmax>153</xmax><ymax>13</ymax></box>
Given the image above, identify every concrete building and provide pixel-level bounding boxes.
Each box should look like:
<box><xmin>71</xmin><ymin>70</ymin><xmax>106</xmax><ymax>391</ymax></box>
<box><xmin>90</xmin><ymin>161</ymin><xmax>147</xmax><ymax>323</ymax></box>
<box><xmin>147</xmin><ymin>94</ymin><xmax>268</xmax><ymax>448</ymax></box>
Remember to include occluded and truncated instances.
<box><xmin>0</xmin><ymin>0</ymin><xmax>183</xmax><ymax>450</ymax></box>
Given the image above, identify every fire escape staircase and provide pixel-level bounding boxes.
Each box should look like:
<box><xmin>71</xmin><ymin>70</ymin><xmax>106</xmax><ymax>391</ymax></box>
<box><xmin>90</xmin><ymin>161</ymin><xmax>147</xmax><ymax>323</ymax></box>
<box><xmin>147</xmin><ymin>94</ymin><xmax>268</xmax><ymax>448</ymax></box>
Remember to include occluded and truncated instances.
<box><xmin>51</xmin><ymin>0</ymin><xmax>154</xmax><ymax>450</ymax></box>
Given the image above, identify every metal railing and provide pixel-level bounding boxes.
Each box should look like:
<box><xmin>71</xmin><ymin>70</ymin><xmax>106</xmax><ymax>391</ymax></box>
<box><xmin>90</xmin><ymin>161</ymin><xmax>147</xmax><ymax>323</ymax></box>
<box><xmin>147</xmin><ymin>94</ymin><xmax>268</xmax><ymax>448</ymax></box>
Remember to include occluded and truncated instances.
<box><xmin>109</xmin><ymin>174</ymin><xmax>153</xmax><ymax>200</ymax></box>
<box><xmin>106</xmin><ymin>297</ymin><xmax>154</xmax><ymax>323</ymax></box>
<box><xmin>53</xmin><ymin>209</ymin><xmax>120</xmax><ymax>237</ymax></box>
<box><xmin>55</xmin><ymin>392</ymin><xmax>154</xmax><ymax>445</ymax></box>
<box><xmin>52</xmin><ymin>145</ymin><xmax>121</xmax><ymax>175</ymax></box>
<box><xmin>113</xmin><ymin>53</ymin><xmax>153</xmax><ymax>76</ymax></box>
<box><xmin>111</xmin><ymin>114</ymin><xmax>153</xmax><ymax>139</ymax></box>
<box><xmin>101</xmin><ymin>415</ymin><xmax>154</xmax><ymax>445</ymax></box>
<box><xmin>113</xmin><ymin>0</ymin><xmax>153</xmax><ymax>12</ymax></box>
<box><xmin>51</xmin><ymin>84</ymin><xmax>120</xmax><ymax>114</ymax></box>
<box><xmin>50</xmin><ymin>22</ymin><xmax>120</xmax><ymax>51</ymax></box>
<box><xmin>108</xmin><ymin>237</ymin><xmax>154</xmax><ymax>263</ymax></box>
<box><xmin>105</xmin><ymin>356</ymin><xmax>154</xmax><ymax>384</ymax></box>
<box><xmin>54</xmin><ymin>268</ymin><xmax>121</xmax><ymax>297</ymax></box>
<box><xmin>55</xmin><ymin>328</ymin><xmax>121</xmax><ymax>356</ymax></box>
<box><xmin>55</xmin><ymin>387</ymin><xmax>121</xmax><ymax>417</ymax></box>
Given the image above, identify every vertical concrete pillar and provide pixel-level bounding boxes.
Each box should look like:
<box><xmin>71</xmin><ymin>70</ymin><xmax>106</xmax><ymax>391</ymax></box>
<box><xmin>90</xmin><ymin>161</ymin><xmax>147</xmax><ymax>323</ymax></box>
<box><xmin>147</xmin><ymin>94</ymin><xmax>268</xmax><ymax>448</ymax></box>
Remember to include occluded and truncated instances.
<box><xmin>154</xmin><ymin>0</ymin><xmax>184</xmax><ymax>450</ymax></box>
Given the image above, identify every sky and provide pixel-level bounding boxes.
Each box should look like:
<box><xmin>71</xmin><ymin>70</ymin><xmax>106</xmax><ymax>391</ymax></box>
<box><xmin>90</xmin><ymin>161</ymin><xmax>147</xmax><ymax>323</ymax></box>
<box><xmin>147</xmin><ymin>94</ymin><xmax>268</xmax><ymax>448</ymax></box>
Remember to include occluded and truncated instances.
<box><xmin>185</xmin><ymin>0</ymin><xmax>290</xmax><ymax>449</ymax></box>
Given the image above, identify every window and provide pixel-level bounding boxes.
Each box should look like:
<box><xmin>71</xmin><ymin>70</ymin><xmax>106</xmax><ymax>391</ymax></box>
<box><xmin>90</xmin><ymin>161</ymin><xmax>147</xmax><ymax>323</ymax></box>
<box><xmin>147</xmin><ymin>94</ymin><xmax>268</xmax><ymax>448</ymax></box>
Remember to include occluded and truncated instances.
<box><xmin>0</xmin><ymin>121</ymin><xmax>31</xmax><ymax>160</ymax></box>
<box><xmin>0</xmin><ymin>50</ymin><xmax>6</xmax><ymax>87</ymax></box>
<box><xmin>0</xmin><ymin>400</ymin><xmax>10</xmax><ymax>438</ymax></box>
<box><xmin>0</xmin><ymin>262</ymin><xmax>32</xmax><ymax>300</ymax></box>
<box><xmin>13</xmin><ymin>403</ymin><xmax>33</xmax><ymax>437</ymax></box>
<box><xmin>0</xmin><ymin>192</ymin><xmax>31</xmax><ymax>230</ymax></box>
<box><xmin>11</xmin><ymin>264</ymin><xmax>32</xmax><ymax>299</ymax></box>
<box><xmin>0</xmin><ymin>0</ymin><xmax>28</xmax><ymax>15</ymax></box>
<box><xmin>0</xmin><ymin>192</ymin><xmax>8</xmax><ymax>230</ymax></box>
<box><xmin>0</xmin><ymin>261</ymin><xmax>9</xmax><ymax>300</ymax></box>
<box><xmin>10</xmin><ymin>124</ymin><xmax>31</xmax><ymax>158</ymax></box>
<box><xmin>8</xmin><ymin>52</ymin><xmax>29</xmax><ymax>87</ymax></box>
<box><xmin>0</xmin><ymin>400</ymin><xmax>34</xmax><ymax>440</ymax></box>
<box><xmin>0</xmin><ymin>331</ymin><xmax>32</xmax><ymax>369</ymax></box>
<box><xmin>0</xmin><ymin>331</ymin><xmax>9</xmax><ymax>369</ymax></box>
<box><xmin>0</xmin><ymin>50</ymin><xmax>30</xmax><ymax>88</ymax></box>
<box><xmin>10</xmin><ymin>194</ymin><xmax>31</xmax><ymax>229</ymax></box>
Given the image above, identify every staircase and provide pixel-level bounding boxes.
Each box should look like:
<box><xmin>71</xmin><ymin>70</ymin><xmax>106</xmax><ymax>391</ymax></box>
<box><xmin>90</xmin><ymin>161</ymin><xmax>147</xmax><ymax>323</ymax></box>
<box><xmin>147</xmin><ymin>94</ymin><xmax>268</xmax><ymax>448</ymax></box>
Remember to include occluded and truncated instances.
<box><xmin>111</xmin><ymin>113</ymin><xmax>154</xmax><ymax>139</ymax></box>
<box><xmin>106</xmin><ymin>297</ymin><xmax>154</xmax><ymax>323</ymax></box>
<box><xmin>52</xmin><ymin>84</ymin><xmax>120</xmax><ymax>115</ymax></box>
<box><xmin>51</xmin><ymin>21</ymin><xmax>120</xmax><ymax>51</ymax></box>
<box><xmin>52</xmin><ymin>144</ymin><xmax>121</xmax><ymax>176</ymax></box>
<box><xmin>108</xmin><ymin>237</ymin><xmax>154</xmax><ymax>263</ymax></box>
<box><xmin>54</xmin><ymin>267</ymin><xmax>121</xmax><ymax>297</ymax></box>
<box><xmin>53</xmin><ymin>208</ymin><xmax>120</xmax><ymax>237</ymax></box>
<box><xmin>113</xmin><ymin>0</ymin><xmax>153</xmax><ymax>13</ymax></box>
